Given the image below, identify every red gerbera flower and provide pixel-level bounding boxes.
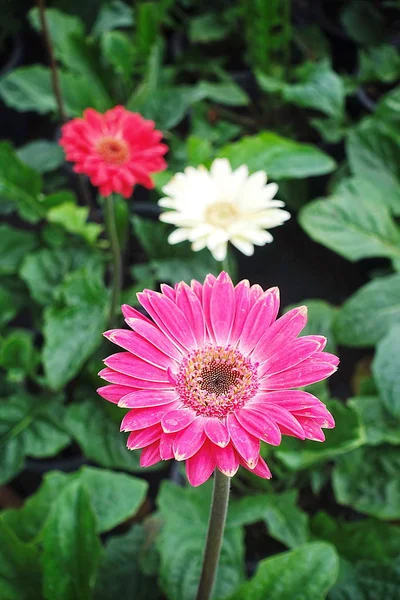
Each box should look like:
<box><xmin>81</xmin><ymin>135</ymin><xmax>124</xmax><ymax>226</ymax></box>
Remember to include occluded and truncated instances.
<box><xmin>59</xmin><ymin>106</ymin><xmax>168</xmax><ymax>198</ymax></box>
<box><xmin>98</xmin><ymin>272</ymin><xmax>338</xmax><ymax>487</ymax></box>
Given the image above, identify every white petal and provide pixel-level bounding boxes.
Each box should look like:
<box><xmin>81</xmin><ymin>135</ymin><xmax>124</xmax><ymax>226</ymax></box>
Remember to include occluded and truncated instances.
<box><xmin>168</xmin><ymin>228</ymin><xmax>191</xmax><ymax>244</ymax></box>
<box><xmin>230</xmin><ymin>236</ymin><xmax>255</xmax><ymax>256</ymax></box>
<box><xmin>158</xmin><ymin>197</ymin><xmax>177</xmax><ymax>208</ymax></box>
<box><xmin>211</xmin><ymin>242</ymin><xmax>228</xmax><ymax>261</ymax></box>
<box><xmin>206</xmin><ymin>228</ymin><xmax>230</xmax><ymax>250</ymax></box>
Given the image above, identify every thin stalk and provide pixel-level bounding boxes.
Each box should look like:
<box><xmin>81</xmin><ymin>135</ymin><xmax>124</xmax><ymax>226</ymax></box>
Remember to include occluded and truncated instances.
<box><xmin>195</xmin><ymin>470</ymin><xmax>231</xmax><ymax>600</ymax></box>
<box><xmin>220</xmin><ymin>256</ymin><xmax>230</xmax><ymax>273</ymax></box>
<box><xmin>36</xmin><ymin>0</ymin><xmax>66</xmax><ymax>122</ymax></box>
<box><xmin>283</xmin><ymin>0</ymin><xmax>292</xmax><ymax>80</ymax></box>
<box><xmin>104</xmin><ymin>195</ymin><xmax>123</xmax><ymax>326</ymax></box>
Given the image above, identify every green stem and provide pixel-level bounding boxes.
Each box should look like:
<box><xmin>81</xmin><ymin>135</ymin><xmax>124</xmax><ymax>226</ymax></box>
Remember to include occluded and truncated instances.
<box><xmin>104</xmin><ymin>195</ymin><xmax>123</xmax><ymax>326</ymax></box>
<box><xmin>196</xmin><ymin>470</ymin><xmax>231</xmax><ymax>600</ymax></box>
<box><xmin>219</xmin><ymin>255</ymin><xmax>230</xmax><ymax>273</ymax></box>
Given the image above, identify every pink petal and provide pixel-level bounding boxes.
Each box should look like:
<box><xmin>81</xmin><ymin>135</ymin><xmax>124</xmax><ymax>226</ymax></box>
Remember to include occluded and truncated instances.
<box><xmin>191</xmin><ymin>279</ymin><xmax>203</xmax><ymax>301</ymax></box>
<box><xmin>227</xmin><ymin>413</ymin><xmax>260</xmax><ymax>469</ymax></box>
<box><xmin>118</xmin><ymin>390</ymin><xmax>178</xmax><ymax>408</ymax></box>
<box><xmin>140</xmin><ymin>441</ymin><xmax>161</xmax><ymax>467</ymax></box>
<box><xmin>317</xmin><ymin>352</ymin><xmax>340</xmax><ymax>367</ymax></box>
<box><xmin>161</xmin><ymin>408</ymin><xmax>197</xmax><ymax>433</ymax></box>
<box><xmin>213</xmin><ymin>443</ymin><xmax>239</xmax><ymax>477</ymax></box>
<box><xmin>249</xmin><ymin>284</ymin><xmax>263</xmax><ymax>304</ymax></box>
<box><xmin>160</xmin><ymin>284</ymin><xmax>176</xmax><ymax>300</ymax></box>
<box><xmin>252</xmin><ymin>404</ymin><xmax>305</xmax><ymax>439</ymax></box>
<box><xmin>185</xmin><ymin>443</ymin><xmax>216</xmax><ymax>487</ymax></box>
<box><xmin>175</xmin><ymin>282</ymin><xmax>206</xmax><ymax>346</ymax></box>
<box><xmin>125</xmin><ymin>319</ymin><xmax>183</xmax><ymax>360</ymax></box>
<box><xmin>256</xmin><ymin>390</ymin><xmax>324</xmax><ymax>410</ymax></box>
<box><xmin>294</xmin><ymin>407</ymin><xmax>335</xmax><ymax>428</ymax></box>
<box><xmin>121</xmin><ymin>403</ymin><xmax>179</xmax><ymax>431</ymax></box>
<box><xmin>235</xmin><ymin>408</ymin><xmax>282</xmax><ymax>445</ymax></box>
<box><xmin>296</xmin><ymin>417</ymin><xmax>326</xmax><ymax>441</ymax></box>
<box><xmin>241</xmin><ymin>456</ymin><xmax>272</xmax><ymax>479</ymax></box>
<box><xmin>252</xmin><ymin>306</ymin><xmax>308</xmax><ymax>363</ymax></box>
<box><xmin>159</xmin><ymin>433</ymin><xmax>175</xmax><ymax>459</ymax></box>
<box><xmin>127</xmin><ymin>424</ymin><xmax>163</xmax><ymax>450</ymax></box>
<box><xmin>98</xmin><ymin>367</ymin><xmax>172</xmax><ymax>389</ymax></box>
<box><xmin>259</xmin><ymin>338</ymin><xmax>320</xmax><ymax>377</ymax></box>
<box><xmin>210</xmin><ymin>272</ymin><xmax>235</xmax><ymax>345</ymax></box>
<box><xmin>97</xmin><ymin>384</ymin><xmax>134</xmax><ymax>404</ymax></box>
<box><xmin>204</xmin><ymin>418</ymin><xmax>230</xmax><ymax>448</ymax></box>
<box><xmin>121</xmin><ymin>304</ymin><xmax>152</xmax><ymax>323</ymax></box>
<box><xmin>302</xmin><ymin>334</ymin><xmax>327</xmax><ymax>351</ymax></box>
<box><xmin>239</xmin><ymin>287</ymin><xmax>280</xmax><ymax>354</ymax></box>
<box><xmin>173</xmin><ymin>417</ymin><xmax>206</xmax><ymax>460</ymax></box>
<box><xmin>229</xmin><ymin>280</ymin><xmax>250</xmax><ymax>344</ymax></box>
<box><xmin>104</xmin><ymin>352</ymin><xmax>168</xmax><ymax>380</ymax></box>
<box><xmin>262</xmin><ymin>359</ymin><xmax>338</xmax><ymax>389</ymax></box>
<box><xmin>202</xmin><ymin>274</ymin><xmax>217</xmax><ymax>342</ymax></box>
<box><xmin>138</xmin><ymin>291</ymin><xmax>197</xmax><ymax>351</ymax></box>
<box><xmin>103</xmin><ymin>330</ymin><xmax>176</xmax><ymax>369</ymax></box>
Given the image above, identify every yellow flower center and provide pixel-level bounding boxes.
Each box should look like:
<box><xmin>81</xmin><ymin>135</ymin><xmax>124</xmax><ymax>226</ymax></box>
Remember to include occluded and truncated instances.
<box><xmin>96</xmin><ymin>136</ymin><xmax>129</xmax><ymax>165</ymax></box>
<box><xmin>204</xmin><ymin>201</ymin><xmax>239</xmax><ymax>228</ymax></box>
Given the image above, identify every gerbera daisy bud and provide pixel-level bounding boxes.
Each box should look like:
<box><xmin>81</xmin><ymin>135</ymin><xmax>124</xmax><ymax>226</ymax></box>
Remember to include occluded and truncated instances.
<box><xmin>98</xmin><ymin>272</ymin><xmax>338</xmax><ymax>487</ymax></box>
<box><xmin>158</xmin><ymin>158</ymin><xmax>290</xmax><ymax>261</ymax></box>
<box><xmin>59</xmin><ymin>106</ymin><xmax>168</xmax><ymax>198</ymax></box>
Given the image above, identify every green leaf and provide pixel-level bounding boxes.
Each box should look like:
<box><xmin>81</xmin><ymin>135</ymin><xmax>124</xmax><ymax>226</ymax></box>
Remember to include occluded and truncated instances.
<box><xmin>129</xmin><ymin>86</ymin><xmax>199</xmax><ymax>131</ymax></box>
<box><xmin>227</xmin><ymin>542</ymin><xmax>339</xmax><ymax>600</ymax></box>
<box><xmin>47</xmin><ymin>202</ymin><xmax>103</xmax><ymax>244</ymax></box>
<box><xmin>284</xmin><ymin>300</ymin><xmax>337</xmax><ymax>353</ymax></box>
<box><xmin>341</xmin><ymin>0</ymin><xmax>384</xmax><ymax>45</ymax></box>
<box><xmin>359</xmin><ymin>45</ymin><xmax>400</xmax><ymax>85</ymax></box>
<box><xmin>0</xmin><ymin>329</ymin><xmax>38</xmax><ymax>376</ymax></box>
<box><xmin>0</xmin><ymin>394</ymin><xmax>71</xmax><ymax>485</ymax></box>
<box><xmin>29</xmin><ymin>8</ymin><xmax>85</xmax><ymax>59</ymax></box>
<box><xmin>350</xmin><ymin>396</ymin><xmax>400</xmax><ymax>446</ymax></box>
<box><xmin>347</xmin><ymin>120</ymin><xmax>400</xmax><ymax>215</ymax></box>
<box><xmin>65</xmin><ymin>399</ymin><xmax>142</xmax><ymax>472</ymax></box>
<box><xmin>157</xmin><ymin>481</ymin><xmax>245</xmax><ymax>600</ymax></box>
<box><xmin>0</xmin><ymin>65</ymin><xmax>111</xmax><ymax>116</ymax></box>
<box><xmin>227</xmin><ymin>490</ymin><xmax>309</xmax><ymax>548</ymax></box>
<box><xmin>17</xmin><ymin>140</ymin><xmax>64</xmax><ymax>173</ymax></box>
<box><xmin>187</xmin><ymin>136</ymin><xmax>213</xmax><ymax>166</ymax></box>
<box><xmin>92</xmin><ymin>0</ymin><xmax>134</xmax><ymax>36</ymax></box>
<box><xmin>196</xmin><ymin>80</ymin><xmax>249</xmax><ymax>107</ymax></box>
<box><xmin>101</xmin><ymin>31</ymin><xmax>134</xmax><ymax>80</ymax></box>
<box><xmin>283</xmin><ymin>61</ymin><xmax>345</xmax><ymax>119</ymax></box>
<box><xmin>333</xmin><ymin>445</ymin><xmax>400</xmax><ymax>519</ymax></box>
<box><xmin>0</xmin><ymin>284</ymin><xmax>23</xmax><ymax>328</ymax></box>
<box><xmin>189</xmin><ymin>13</ymin><xmax>232</xmax><ymax>43</ymax></box>
<box><xmin>0</xmin><ymin>225</ymin><xmax>37</xmax><ymax>274</ymax></box>
<box><xmin>42</xmin><ymin>266</ymin><xmax>108</xmax><ymax>390</ymax></box>
<box><xmin>375</xmin><ymin>86</ymin><xmax>400</xmax><ymax>137</ymax></box>
<box><xmin>2</xmin><ymin>467</ymin><xmax>148</xmax><ymax>541</ymax></box>
<box><xmin>19</xmin><ymin>247</ymin><xmax>90</xmax><ymax>306</ymax></box>
<box><xmin>132</xmin><ymin>215</ymin><xmax>184</xmax><ymax>260</ymax></box>
<box><xmin>334</xmin><ymin>273</ymin><xmax>400</xmax><ymax>347</ymax></box>
<box><xmin>329</xmin><ymin>558</ymin><xmax>400</xmax><ymax>600</ymax></box>
<box><xmin>299</xmin><ymin>178</ymin><xmax>400</xmax><ymax>266</ymax></box>
<box><xmin>276</xmin><ymin>400</ymin><xmax>365</xmax><ymax>471</ymax></box>
<box><xmin>0</xmin><ymin>142</ymin><xmax>44</xmax><ymax>223</ymax></box>
<box><xmin>372</xmin><ymin>325</ymin><xmax>400</xmax><ymax>419</ymax></box>
<box><xmin>219</xmin><ymin>132</ymin><xmax>336</xmax><ymax>179</ymax></box>
<box><xmin>94</xmin><ymin>525</ymin><xmax>159</xmax><ymax>600</ymax></box>
<box><xmin>311</xmin><ymin>511</ymin><xmax>400</xmax><ymax>564</ymax></box>
<box><xmin>0</xmin><ymin>521</ymin><xmax>42</xmax><ymax>600</ymax></box>
<box><xmin>42</xmin><ymin>482</ymin><xmax>102</xmax><ymax>600</ymax></box>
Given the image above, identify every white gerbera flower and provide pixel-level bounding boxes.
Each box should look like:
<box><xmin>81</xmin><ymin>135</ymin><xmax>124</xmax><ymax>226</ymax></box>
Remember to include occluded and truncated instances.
<box><xmin>158</xmin><ymin>158</ymin><xmax>290</xmax><ymax>261</ymax></box>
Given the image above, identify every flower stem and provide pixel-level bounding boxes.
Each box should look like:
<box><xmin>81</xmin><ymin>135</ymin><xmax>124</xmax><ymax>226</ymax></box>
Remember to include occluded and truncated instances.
<box><xmin>196</xmin><ymin>470</ymin><xmax>231</xmax><ymax>600</ymax></box>
<box><xmin>36</xmin><ymin>0</ymin><xmax>66</xmax><ymax>122</ymax></box>
<box><xmin>104</xmin><ymin>195</ymin><xmax>123</xmax><ymax>326</ymax></box>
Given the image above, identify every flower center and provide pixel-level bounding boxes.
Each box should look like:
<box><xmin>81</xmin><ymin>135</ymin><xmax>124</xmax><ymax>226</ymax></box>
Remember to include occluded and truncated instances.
<box><xmin>176</xmin><ymin>346</ymin><xmax>258</xmax><ymax>417</ymax></box>
<box><xmin>96</xmin><ymin>136</ymin><xmax>129</xmax><ymax>165</ymax></box>
<box><xmin>204</xmin><ymin>201</ymin><xmax>239</xmax><ymax>228</ymax></box>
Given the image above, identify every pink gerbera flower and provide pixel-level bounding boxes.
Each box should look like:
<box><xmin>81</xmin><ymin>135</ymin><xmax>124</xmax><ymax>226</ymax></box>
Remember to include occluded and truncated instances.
<box><xmin>98</xmin><ymin>273</ymin><xmax>338</xmax><ymax>486</ymax></box>
<box><xmin>59</xmin><ymin>106</ymin><xmax>168</xmax><ymax>198</ymax></box>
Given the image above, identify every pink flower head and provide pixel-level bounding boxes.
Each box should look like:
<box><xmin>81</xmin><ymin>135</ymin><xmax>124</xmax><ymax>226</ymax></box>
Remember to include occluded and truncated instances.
<box><xmin>98</xmin><ymin>273</ymin><xmax>338</xmax><ymax>486</ymax></box>
<box><xmin>59</xmin><ymin>106</ymin><xmax>168</xmax><ymax>198</ymax></box>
